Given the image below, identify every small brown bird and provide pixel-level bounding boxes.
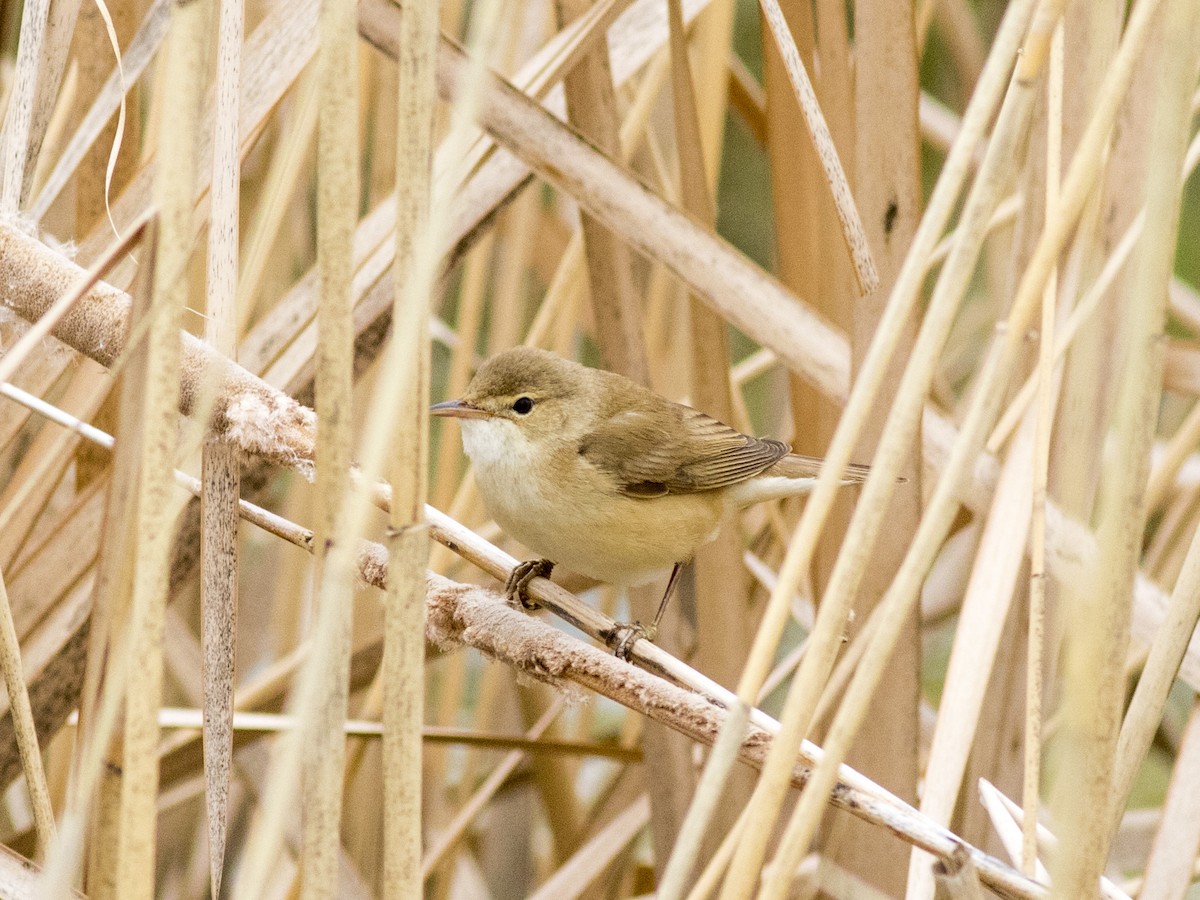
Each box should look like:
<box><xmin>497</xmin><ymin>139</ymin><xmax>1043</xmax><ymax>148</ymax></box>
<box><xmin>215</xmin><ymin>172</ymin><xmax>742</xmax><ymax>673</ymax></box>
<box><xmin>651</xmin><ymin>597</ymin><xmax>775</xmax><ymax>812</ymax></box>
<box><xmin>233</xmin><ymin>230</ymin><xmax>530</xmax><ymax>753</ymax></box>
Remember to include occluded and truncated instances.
<box><xmin>432</xmin><ymin>347</ymin><xmax>868</xmax><ymax>650</ymax></box>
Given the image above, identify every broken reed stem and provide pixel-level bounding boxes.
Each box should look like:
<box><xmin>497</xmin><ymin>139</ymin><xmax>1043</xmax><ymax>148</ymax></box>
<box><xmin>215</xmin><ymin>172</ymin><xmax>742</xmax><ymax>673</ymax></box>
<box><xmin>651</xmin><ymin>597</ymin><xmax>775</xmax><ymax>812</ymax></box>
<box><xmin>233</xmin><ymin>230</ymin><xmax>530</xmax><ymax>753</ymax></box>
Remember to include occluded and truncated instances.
<box><xmin>0</xmin><ymin>222</ymin><xmax>316</xmax><ymax>471</ymax></box>
<box><xmin>382</xmin><ymin>0</ymin><xmax>438</xmax><ymax>892</ymax></box>
<box><xmin>1023</xmin><ymin>20</ymin><xmax>1062</xmax><ymax>876</ymax></box>
<box><xmin>0</xmin><ymin>210</ymin><xmax>150</xmax><ymax>389</ymax></box>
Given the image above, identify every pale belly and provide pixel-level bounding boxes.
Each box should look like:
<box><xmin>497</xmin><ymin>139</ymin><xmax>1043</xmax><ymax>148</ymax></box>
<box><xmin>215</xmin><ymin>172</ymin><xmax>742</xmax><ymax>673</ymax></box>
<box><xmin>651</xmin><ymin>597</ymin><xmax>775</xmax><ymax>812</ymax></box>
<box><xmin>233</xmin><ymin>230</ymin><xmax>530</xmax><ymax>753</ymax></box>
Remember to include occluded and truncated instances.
<box><xmin>475</xmin><ymin>465</ymin><xmax>727</xmax><ymax>586</ymax></box>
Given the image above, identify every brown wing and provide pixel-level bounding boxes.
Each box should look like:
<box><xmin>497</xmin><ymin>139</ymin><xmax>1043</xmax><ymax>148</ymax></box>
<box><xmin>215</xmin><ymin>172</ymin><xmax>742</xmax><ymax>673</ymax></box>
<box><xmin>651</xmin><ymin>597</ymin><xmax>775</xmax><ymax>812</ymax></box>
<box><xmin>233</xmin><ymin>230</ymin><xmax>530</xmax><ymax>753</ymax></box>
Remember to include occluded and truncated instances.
<box><xmin>579</xmin><ymin>403</ymin><xmax>789</xmax><ymax>497</ymax></box>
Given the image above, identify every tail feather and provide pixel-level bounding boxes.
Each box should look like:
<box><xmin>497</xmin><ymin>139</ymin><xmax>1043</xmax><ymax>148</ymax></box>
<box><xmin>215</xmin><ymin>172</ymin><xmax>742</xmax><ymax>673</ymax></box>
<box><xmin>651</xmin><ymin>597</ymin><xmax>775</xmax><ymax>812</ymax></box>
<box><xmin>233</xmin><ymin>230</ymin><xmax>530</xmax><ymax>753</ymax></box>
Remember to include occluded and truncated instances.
<box><xmin>766</xmin><ymin>454</ymin><xmax>871</xmax><ymax>484</ymax></box>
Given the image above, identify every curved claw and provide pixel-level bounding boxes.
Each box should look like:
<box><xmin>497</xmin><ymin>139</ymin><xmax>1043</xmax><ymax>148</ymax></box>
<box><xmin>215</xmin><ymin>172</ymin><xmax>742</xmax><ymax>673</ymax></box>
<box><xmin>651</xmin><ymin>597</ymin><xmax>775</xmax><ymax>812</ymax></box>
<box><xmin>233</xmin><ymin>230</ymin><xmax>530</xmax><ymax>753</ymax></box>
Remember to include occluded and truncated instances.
<box><xmin>504</xmin><ymin>558</ymin><xmax>555</xmax><ymax>610</ymax></box>
<box><xmin>605</xmin><ymin>621</ymin><xmax>658</xmax><ymax>660</ymax></box>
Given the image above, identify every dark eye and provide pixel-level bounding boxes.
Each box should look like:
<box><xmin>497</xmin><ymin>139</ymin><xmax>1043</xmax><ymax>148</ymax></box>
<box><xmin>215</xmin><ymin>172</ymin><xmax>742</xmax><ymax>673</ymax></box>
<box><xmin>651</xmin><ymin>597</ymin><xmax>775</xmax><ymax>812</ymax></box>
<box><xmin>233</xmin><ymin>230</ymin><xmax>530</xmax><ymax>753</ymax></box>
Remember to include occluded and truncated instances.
<box><xmin>512</xmin><ymin>396</ymin><xmax>534</xmax><ymax>415</ymax></box>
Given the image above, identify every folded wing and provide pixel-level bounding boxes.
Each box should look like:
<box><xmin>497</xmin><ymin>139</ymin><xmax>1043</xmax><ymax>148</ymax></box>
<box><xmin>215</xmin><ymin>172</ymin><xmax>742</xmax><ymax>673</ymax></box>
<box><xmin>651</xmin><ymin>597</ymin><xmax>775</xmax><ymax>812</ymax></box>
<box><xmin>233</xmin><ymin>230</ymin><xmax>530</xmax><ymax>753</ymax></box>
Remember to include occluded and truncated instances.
<box><xmin>579</xmin><ymin>403</ymin><xmax>790</xmax><ymax>497</ymax></box>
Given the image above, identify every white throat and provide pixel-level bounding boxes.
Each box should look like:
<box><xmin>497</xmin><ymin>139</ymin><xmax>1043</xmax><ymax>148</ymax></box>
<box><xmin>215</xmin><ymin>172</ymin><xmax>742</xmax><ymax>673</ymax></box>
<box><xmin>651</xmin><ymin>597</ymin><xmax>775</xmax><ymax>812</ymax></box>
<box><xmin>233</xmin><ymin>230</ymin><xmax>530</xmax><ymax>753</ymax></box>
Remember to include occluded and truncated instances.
<box><xmin>459</xmin><ymin>418</ymin><xmax>531</xmax><ymax>473</ymax></box>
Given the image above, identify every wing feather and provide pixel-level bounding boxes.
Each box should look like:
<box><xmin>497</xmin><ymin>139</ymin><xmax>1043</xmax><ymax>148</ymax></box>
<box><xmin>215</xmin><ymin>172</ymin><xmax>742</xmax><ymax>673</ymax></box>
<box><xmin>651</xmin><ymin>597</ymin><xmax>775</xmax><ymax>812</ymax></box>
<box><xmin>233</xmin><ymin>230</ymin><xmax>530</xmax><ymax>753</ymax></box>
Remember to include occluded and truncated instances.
<box><xmin>578</xmin><ymin>404</ymin><xmax>790</xmax><ymax>496</ymax></box>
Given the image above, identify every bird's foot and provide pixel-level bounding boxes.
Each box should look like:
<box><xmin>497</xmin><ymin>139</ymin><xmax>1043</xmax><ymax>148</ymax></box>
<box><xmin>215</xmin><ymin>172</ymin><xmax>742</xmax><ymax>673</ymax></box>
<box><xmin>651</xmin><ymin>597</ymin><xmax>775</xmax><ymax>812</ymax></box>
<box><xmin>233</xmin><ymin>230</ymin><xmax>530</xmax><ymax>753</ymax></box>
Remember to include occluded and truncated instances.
<box><xmin>505</xmin><ymin>559</ymin><xmax>555</xmax><ymax>610</ymax></box>
<box><xmin>604</xmin><ymin>620</ymin><xmax>658</xmax><ymax>660</ymax></box>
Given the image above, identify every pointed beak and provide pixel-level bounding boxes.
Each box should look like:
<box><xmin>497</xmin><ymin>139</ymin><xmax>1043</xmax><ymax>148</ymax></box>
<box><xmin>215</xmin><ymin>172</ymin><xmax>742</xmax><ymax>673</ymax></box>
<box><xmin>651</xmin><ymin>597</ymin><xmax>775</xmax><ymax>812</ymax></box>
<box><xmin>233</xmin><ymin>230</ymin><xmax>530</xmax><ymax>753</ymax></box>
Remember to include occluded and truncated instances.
<box><xmin>430</xmin><ymin>398</ymin><xmax>492</xmax><ymax>419</ymax></box>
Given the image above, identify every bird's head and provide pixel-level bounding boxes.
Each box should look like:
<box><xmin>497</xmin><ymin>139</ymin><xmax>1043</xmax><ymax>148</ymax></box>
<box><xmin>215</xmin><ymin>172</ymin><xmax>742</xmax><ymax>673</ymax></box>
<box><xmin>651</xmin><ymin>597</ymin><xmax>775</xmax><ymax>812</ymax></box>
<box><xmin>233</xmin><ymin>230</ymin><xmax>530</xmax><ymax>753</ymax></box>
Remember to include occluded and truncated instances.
<box><xmin>431</xmin><ymin>347</ymin><xmax>585</xmax><ymax>465</ymax></box>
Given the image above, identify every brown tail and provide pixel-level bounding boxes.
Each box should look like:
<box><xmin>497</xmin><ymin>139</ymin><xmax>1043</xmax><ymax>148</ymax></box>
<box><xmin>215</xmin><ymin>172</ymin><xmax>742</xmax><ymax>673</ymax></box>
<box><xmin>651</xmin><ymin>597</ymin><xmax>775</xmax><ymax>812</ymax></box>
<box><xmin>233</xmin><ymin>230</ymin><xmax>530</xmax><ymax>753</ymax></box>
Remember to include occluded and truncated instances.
<box><xmin>766</xmin><ymin>454</ymin><xmax>872</xmax><ymax>483</ymax></box>
<box><xmin>763</xmin><ymin>453</ymin><xmax>902</xmax><ymax>482</ymax></box>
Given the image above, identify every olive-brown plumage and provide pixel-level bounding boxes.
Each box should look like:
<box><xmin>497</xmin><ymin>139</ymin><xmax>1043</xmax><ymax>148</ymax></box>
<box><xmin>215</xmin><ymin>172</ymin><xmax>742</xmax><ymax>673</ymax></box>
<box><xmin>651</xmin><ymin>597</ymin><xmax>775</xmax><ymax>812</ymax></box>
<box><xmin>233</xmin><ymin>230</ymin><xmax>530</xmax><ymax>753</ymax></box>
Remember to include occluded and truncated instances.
<box><xmin>432</xmin><ymin>347</ymin><xmax>868</xmax><ymax>594</ymax></box>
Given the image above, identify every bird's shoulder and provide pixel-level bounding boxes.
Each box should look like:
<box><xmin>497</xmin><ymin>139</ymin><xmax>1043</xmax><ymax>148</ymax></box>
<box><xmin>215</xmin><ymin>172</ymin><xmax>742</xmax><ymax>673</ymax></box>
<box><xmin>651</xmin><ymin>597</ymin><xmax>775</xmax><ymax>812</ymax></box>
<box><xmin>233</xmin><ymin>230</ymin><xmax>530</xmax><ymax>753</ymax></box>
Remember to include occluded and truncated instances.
<box><xmin>577</xmin><ymin>387</ymin><xmax>789</xmax><ymax>497</ymax></box>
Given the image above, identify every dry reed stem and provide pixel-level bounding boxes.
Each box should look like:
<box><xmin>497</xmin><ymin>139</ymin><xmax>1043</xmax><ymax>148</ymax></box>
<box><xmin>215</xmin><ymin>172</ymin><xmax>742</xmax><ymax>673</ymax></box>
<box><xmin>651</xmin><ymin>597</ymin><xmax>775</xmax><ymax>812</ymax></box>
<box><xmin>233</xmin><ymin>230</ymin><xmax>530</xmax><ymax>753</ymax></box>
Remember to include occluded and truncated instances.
<box><xmin>422</xmin><ymin>576</ymin><xmax>1043</xmax><ymax>899</ymax></box>
<box><xmin>645</xmin><ymin>0</ymin><xmax>746</xmax><ymax>877</ymax></box>
<box><xmin>732</xmin><ymin>56</ymin><xmax>1040</xmax><ymax>900</ymax></box>
<box><xmin>1022</xmin><ymin>21</ymin><xmax>1062</xmax><ymax>876</ymax></box>
<box><xmin>420</xmin><ymin>700</ymin><xmax>566</xmax><ymax>877</ymax></box>
<box><xmin>0</xmin><ymin>362</ymin><xmax>107</xmax><ymax>569</ymax></box>
<box><xmin>28</xmin><ymin>0</ymin><xmax>169</xmax><ymax>223</ymax></box>
<box><xmin>0</xmin><ymin>0</ymin><xmax>1190</xmax><ymax>710</ymax></box>
<box><xmin>910</xmin><ymin>37</ymin><xmax>1059</xmax><ymax>895</ymax></box>
<box><xmin>979</xmin><ymin>779</ymin><xmax>1052</xmax><ymax>888</ymax></box>
<box><xmin>3</xmin><ymin>2</ymin><xmax>1197</xmax><ymax>889</ymax></box>
<box><xmin>1111</xmin><ymin>497</ymin><xmax>1200</xmax><ymax>832</ymax></box>
<box><xmin>559</xmin><ymin>0</ymin><xmax>647</xmax><ymax>382</ymax></box>
<box><xmin>1137</xmin><ymin>701</ymin><xmax>1200</xmax><ymax>897</ymax></box>
<box><xmin>0</xmin><ymin>373</ymin><xmax>1043</xmax><ymax>897</ymax></box>
<box><xmin>760</xmin><ymin>0</ymin><xmax>1165</xmax><ymax>876</ymax></box>
<box><xmin>104</xmin><ymin>3</ymin><xmax>208</xmax><ymax>893</ymax></box>
<box><xmin>909</xmin><ymin>389</ymin><xmax>1038</xmax><ymax>898</ymax></box>
<box><xmin>298</xmin><ymin>0</ymin><xmax>359</xmax><ymax>892</ymax></box>
<box><xmin>234</xmin><ymin>67</ymin><xmax>320</xmax><ymax>334</ymax></box>
<box><xmin>14</xmin><ymin>0</ymin><xmax>80</xmax><ymax>211</ymax></box>
<box><xmin>766</xmin><ymin>0</ymin><xmax>1166</xmax><ymax>888</ymax></box>
<box><xmin>980</xmin><ymin>781</ymin><xmax>1130</xmax><ymax>900</ymax></box>
<box><xmin>719</xmin><ymin>0</ymin><xmax>1035</xmax><ymax>777</ymax></box>
<box><xmin>428</xmin><ymin>34</ymin><xmax>849</xmax><ymax>399</ymax></box>
<box><xmin>73</xmin><ymin>0</ymin><xmax>319</xmax><ymax>267</ymax></box>
<box><xmin>754</xmin><ymin>0</ymin><xmax>877</xmax><ymax>294</ymax></box>
<box><xmin>0</xmin><ymin>566</ymin><xmax>55</xmax><ymax>851</ymax></box>
<box><xmin>526</xmin><ymin>795</ymin><xmax>650</xmax><ymax>899</ymax></box>
<box><xmin>1053</xmin><ymin>1</ymin><xmax>1197</xmax><ymax>889</ymax></box>
<box><xmin>382</xmin><ymin>0</ymin><xmax>438</xmax><ymax>890</ymax></box>
<box><xmin>0</xmin><ymin>223</ymin><xmax>317</xmax><ymax>471</ymax></box>
<box><xmin>0</xmin><ymin>0</ymin><xmax>51</xmax><ymax>212</ymax></box>
<box><xmin>832</xmin><ymin>0</ymin><xmax>923</xmax><ymax>885</ymax></box>
<box><xmin>199</xmin><ymin>0</ymin><xmax>243</xmax><ymax>894</ymax></box>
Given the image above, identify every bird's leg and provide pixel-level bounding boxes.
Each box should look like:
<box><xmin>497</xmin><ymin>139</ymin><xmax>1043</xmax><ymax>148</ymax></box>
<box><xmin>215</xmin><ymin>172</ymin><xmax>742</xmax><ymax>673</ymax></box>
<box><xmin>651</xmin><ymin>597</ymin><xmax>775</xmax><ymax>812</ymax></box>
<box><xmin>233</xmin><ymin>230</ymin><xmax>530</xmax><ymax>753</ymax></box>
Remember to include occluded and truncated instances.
<box><xmin>505</xmin><ymin>558</ymin><xmax>555</xmax><ymax>610</ymax></box>
<box><xmin>651</xmin><ymin>561</ymin><xmax>684</xmax><ymax>633</ymax></box>
<box><xmin>605</xmin><ymin>561</ymin><xmax>684</xmax><ymax>660</ymax></box>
